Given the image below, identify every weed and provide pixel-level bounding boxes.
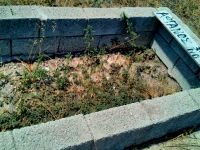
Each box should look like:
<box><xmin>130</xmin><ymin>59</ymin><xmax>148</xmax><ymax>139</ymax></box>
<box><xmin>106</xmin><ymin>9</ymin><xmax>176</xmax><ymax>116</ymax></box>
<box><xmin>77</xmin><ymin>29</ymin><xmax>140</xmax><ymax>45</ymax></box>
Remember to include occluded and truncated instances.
<box><xmin>84</xmin><ymin>25</ymin><xmax>97</xmax><ymax>56</ymax></box>
<box><xmin>121</xmin><ymin>12</ymin><xmax>138</xmax><ymax>48</ymax></box>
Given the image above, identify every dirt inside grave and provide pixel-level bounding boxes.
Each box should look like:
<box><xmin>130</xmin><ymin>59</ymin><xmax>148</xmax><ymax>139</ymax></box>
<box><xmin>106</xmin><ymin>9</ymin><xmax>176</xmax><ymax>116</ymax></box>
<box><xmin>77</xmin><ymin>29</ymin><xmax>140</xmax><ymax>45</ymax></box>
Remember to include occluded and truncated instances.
<box><xmin>0</xmin><ymin>49</ymin><xmax>181</xmax><ymax>131</ymax></box>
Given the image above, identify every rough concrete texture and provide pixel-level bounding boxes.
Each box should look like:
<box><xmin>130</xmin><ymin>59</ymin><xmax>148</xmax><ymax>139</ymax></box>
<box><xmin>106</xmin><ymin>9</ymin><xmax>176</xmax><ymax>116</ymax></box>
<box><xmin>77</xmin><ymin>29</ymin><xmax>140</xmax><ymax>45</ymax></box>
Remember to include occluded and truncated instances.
<box><xmin>38</xmin><ymin>7</ymin><xmax>88</xmax><ymax>37</ymax></box>
<box><xmin>0</xmin><ymin>40</ymin><xmax>10</xmax><ymax>56</ymax></box>
<box><xmin>151</xmin><ymin>34</ymin><xmax>179</xmax><ymax>69</ymax></box>
<box><xmin>157</xmin><ymin>7</ymin><xmax>200</xmax><ymax>47</ymax></box>
<box><xmin>12</xmin><ymin>114</ymin><xmax>94</xmax><ymax>150</ymax></box>
<box><xmin>0</xmin><ymin>6</ymin><xmax>40</xmax><ymax>39</ymax></box>
<box><xmin>85</xmin><ymin>102</ymin><xmax>153</xmax><ymax>150</ymax></box>
<box><xmin>168</xmin><ymin>59</ymin><xmax>200</xmax><ymax>89</ymax></box>
<box><xmin>12</xmin><ymin>37</ymin><xmax>59</xmax><ymax>55</ymax></box>
<box><xmin>58</xmin><ymin>36</ymin><xmax>101</xmax><ymax>54</ymax></box>
<box><xmin>170</xmin><ymin>39</ymin><xmax>200</xmax><ymax>74</ymax></box>
<box><xmin>158</xmin><ymin>25</ymin><xmax>173</xmax><ymax>43</ymax></box>
<box><xmin>143</xmin><ymin>127</ymin><xmax>200</xmax><ymax>150</ymax></box>
<box><xmin>141</xmin><ymin>90</ymin><xmax>200</xmax><ymax>140</ymax></box>
<box><xmin>0</xmin><ymin>7</ymin><xmax>13</xmax><ymax>39</ymax></box>
<box><xmin>121</xmin><ymin>7</ymin><xmax>158</xmax><ymax>32</ymax></box>
<box><xmin>84</xmin><ymin>8</ymin><xmax>123</xmax><ymax>35</ymax></box>
<box><xmin>0</xmin><ymin>131</ymin><xmax>15</xmax><ymax>150</ymax></box>
<box><xmin>1</xmin><ymin>89</ymin><xmax>200</xmax><ymax>150</ymax></box>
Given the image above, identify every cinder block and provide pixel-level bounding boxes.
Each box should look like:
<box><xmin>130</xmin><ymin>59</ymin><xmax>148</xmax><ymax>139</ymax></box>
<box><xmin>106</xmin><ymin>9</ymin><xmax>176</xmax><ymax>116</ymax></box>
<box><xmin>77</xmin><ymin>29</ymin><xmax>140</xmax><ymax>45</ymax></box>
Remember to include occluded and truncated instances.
<box><xmin>151</xmin><ymin>34</ymin><xmax>179</xmax><ymax>69</ymax></box>
<box><xmin>85</xmin><ymin>102</ymin><xmax>153</xmax><ymax>150</ymax></box>
<box><xmin>158</xmin><ymin>25</ymin><xmax>173</xmax><ymax>43</ymax></box>
<box><xmin>38</xmin><ymin>7</ymin><xmax>87</xmax><ymax>37</ymax></box>
<box><xmin>121</xmin><ymin>7</ymin><xmax>158</xmax><ymax>32</ymax></box>
<box><xmin>0</xmin><ymin>40</ymin><xmax>10</xmax><ymax>56</ymax></box>
<box><xmin>0</xmin><ymin>56</ymin><xmax>12</xmax><ymax>63</ymax></box>
<box><xmin>98</xmin><ymin>32</ymin><xmax>154</xmax><ymax>50</ymax></box>
<box><xmin>98</xmin><ymin>34</ymin><xmax>128</xmax><ymax>50</ymax></box>
<box><xmin>168</xmin><ymin>59</ymin><xmax>200</xmax><ymax>89</ymax></box>
<box><xmin>12</xmin><ymin>37</ymin><xmax>59</xmax><ymax>56</ymax></box>
<box><xmin>58</xmin><ymin>36</ymin><xmax>100</xmax><ymax>54</ymax></box>
<box><xmin>0</xmin><ymin>131</ymin><xmax>16</xmax><ymax>150</ymax></box>
<box><xmin>141</xmin><ymin>90</ymin><xmax>200</xmax><ymax>140</ymax></box>
<box><xmin>187</xmin><ymin>88</ymin><xmax>200</xmax><ymax>107</ymax></box>
<box><xmin>170</xmin><ymin>39</ymin><xmax>200</xmax><ymax>73</ymax></box>
<box><xmin>6</xmin><ymin>6</ymin><xmax>40</xmax><ymax>38</ymax></box>
<box><xmin>157</xmin><ymin>7</ymin><xmax>200</xmax><ymax>46</ymax></box>
<box><xmin>12</xmin><ymin>114</ymin><xmax>95</xmax><ymax>150</ymax></box>
<box><xmin>0</xmin><ymin>6</ymin><xmax>12</xmax><ymax>39</ymax></box>
<box><xmin>84</xmin><ymin>8</ymin><xmax>123</xmax><ymax>35</ymax></box>
<box><xmin>136</xmin><ymin>32</ymin><xmax>154</xmax><ymax>47</ymax></box>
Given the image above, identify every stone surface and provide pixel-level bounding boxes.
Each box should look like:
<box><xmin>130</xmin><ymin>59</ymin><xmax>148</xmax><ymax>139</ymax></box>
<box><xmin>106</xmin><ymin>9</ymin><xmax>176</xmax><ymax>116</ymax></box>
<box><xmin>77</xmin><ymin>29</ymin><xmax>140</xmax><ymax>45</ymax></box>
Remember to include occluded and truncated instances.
<box><xmin>38</xmin><ymin>7</ymin><xmax>87</xmax><ymax>37</ymax></box>
<box><xmin>141</xmin><ymin>90</ymin><xmax>200</xmax><ymax>140</ymax></box>
<box><xmin>187</xmin><ymin>88</ymin><xmax>200</xmax><ymax>107</ymax></box>
<box><xmin>0</xmin><ymin>56</ymin><xmax>12</xmax><ymax>63</ymax></box>
<box><xmin>143</xmin><ymin>127</ymin><xmax>200</xmax><ymax>150</ymax></box>
<box><xmin>84</xmin><ymin>8</ymin><xmax>123</xmax><ymax>35</ymax></box>
<box><xmin>151</xmin><ymin>34</ymin><xmax>179</xmax><ymax>69</ymax></box>
<box><xmin>0</xmin><ymin>131</ymin><xmax>16</xmax><ymax>150</ymax></box>
<box><xmin>4</xmin><ymin>6</ymin><xmax>40</xmax><ymax>38</ymax></box>
<box><xmin>0</xmin><ymin>40</ymin><xmax>10</xmax><ymax>56</ymax></box>
<box><xmin>136</xmin><ymin>32</ymin><xmax>154</xmax><ymax>47</ymax></box>
<box><xmin>158</xmin><ymin>25</ymin><xmax>173</xmax><ymax>43</ymax></box>
<box><xmin>121</xmin><ymin>7</ymin><xmax>158</xmax><ymax>32</ymax></box>
<box><xmin>12</xmin><ymin>37</ymin><xmax>59</xmax><ymax>55</ymax></box>
<box><xmin>170</xmin><ymin>39</ymin><xmax>200</xmax><ymax>73</ymax></box>
<box><xmin>0</xmin><ymin>6</ymin><xmax>12</xmax><ymax>39</ymax></box>
<box><xmin>85</xmin><ymin>102</ymin><xmax>153</xmax><ymax>150</ymax></box>
<box><xmin>157</xmin><ymin>7</ymin><xmax>200</xmax><ymax>67</ymax></box>
<box><xmin>58</xmin><ymin>36</ymin><xmax>100</xmax><ymax>54</ymax></box>
<box><xmin>12</xmin><ymin>114</ymin><xmax>94</xmax><ymax>150</ymax></box>
<box><xmin>168</xmin><ymin>59</ymin><xmax>200</xmax><ymax>89</ymax></box>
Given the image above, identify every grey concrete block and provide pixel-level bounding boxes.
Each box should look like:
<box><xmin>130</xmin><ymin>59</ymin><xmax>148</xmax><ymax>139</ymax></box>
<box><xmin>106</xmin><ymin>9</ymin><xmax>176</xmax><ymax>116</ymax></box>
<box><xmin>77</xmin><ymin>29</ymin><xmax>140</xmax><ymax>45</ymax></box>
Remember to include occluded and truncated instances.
<box><xmin>58</xmin><ymin>36</ymin><xmax>100</xmax><ymax>54</ymax></box>
<box><xmin>0</xmin><ymin>7</ymin><xmax>12</xmax><ymax>39</ymax></box>
<box><xmin>141</xmin><ymin>90</ymin><xmax>200</xmax><ymax>140</ymax></box>
<box><xmin>158</xmin><ymin>25</ymin><xmax>173</xmax><ymax>43</ymax></box>
<box><xmin>168</xmin><ymin>59</ymin><xmax>200</xmax><ymax>89</ymax></box>
<box><xmin>151</xmin><ymin>34</ymin><xmax>179</xmax><ymax>69</ymax></box>
<box><xmin>0</xmin><ymin>131</ymin><xmax>16</xmax><ymax>150</ymax></box>
<box><xmin>5</xmin><ymin>6</ymin><xmax>40</xmax><ymax>38</ymax></box>
<box><xmin>187</xmin><ymin>88</ymin><xmax>200</xmax><ymax>107</ymax></box>
<box><xmin>170</xmin><ymin>39</ymin><xmax>200</xmax><ymax>73</ymax></box>
<box><xmin>0</xmin><ymin>40</ymin><xmax>10</xmax><ymax>56</ymax></box>
<box><xmin>12</xmin><ymin>37</ymin><xmax>59</xmax><ymax>56</ymax></box>
<box><xmin>98</xmin><ymin>34</ymin><xmax>128</xmax><ymax>50</ymax></box>
<box><xmin>158</xmin><ymin>7</ymin><xmax>200</xmax><ymax>46</ymax></box>
<box><xmin>84</xmin><ymin>8</ymin><xmax>123</xmax><ymax>35</ymax></box>
<box><xmin>98</xmin><ymin>32</ymin><xmax>153</xmax><ymax>50</ymax></box>
<box><xmin>85</xmin><ymin>102</ymin><xmax>153</xmax><ymax>150</ymax></box>
<box><xmin>121</xmin><ymin>7</ymin><xmax>158</xmax><ymax>32</ymax></box>
<box><xmin>13</xmin><ymin>114</ymin><xmax>95</xmax><ymax>150</ymax></box>
<box><xmin>136</xmin><ymin>32</ymin><xmax>154</xmax><ymax>47</ymax></box>
<box><xmin>0</xmin><ymin>56</ymin><xmax>12</xmax><ymax>63</ymax></box>
<box><xmin>38</xmin><ymin>7</ymin><xmax>87</xmax><ymax>37</ymax></box>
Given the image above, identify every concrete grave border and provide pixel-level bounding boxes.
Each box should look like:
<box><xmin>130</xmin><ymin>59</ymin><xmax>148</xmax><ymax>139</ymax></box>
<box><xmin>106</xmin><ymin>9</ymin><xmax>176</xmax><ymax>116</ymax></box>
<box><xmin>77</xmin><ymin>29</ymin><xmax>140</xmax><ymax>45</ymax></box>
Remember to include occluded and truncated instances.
<box><xmin>0</xmin><ymin>6</ymin><xmax>200</xmax><ymax>150</ymax></box>
<box><xmin>0</xmin><ymin>88</ymin><xmax>200</xmax><ymax>150</ymax></box>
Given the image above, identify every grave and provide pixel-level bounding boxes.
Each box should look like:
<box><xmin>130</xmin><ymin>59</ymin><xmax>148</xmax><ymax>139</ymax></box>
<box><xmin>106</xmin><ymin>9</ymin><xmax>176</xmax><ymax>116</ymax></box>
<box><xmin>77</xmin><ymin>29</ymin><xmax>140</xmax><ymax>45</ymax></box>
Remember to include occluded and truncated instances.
<box><xmin>0</xmin><ymin>6</ymin><xmax>200</xmax><ymax>150</ymax></box>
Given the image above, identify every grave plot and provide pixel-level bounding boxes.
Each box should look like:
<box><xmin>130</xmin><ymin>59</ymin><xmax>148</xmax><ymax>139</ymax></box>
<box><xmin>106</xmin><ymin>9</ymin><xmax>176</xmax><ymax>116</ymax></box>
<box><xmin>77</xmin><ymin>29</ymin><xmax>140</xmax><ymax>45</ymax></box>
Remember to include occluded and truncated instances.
<box><xmin>0</xmin><ymin>6</ymin><xmax>200</xmax><ymax>150</ymax></box>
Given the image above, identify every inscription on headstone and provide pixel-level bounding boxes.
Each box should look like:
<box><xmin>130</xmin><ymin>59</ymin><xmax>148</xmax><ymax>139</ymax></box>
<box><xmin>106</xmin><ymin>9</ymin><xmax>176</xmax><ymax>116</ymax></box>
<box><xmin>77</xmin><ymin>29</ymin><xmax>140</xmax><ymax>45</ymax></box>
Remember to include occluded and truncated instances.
<box><xmin>154</xmin><ymin>10</ymin><xmax>200</xmax><ymax>66</ymax></box>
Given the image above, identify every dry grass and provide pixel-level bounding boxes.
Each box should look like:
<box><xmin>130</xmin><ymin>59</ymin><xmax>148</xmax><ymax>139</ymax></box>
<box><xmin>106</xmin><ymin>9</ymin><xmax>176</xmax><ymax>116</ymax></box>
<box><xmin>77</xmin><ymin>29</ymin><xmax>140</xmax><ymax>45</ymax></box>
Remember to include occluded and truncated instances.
<box><xmin>0</xmin><ymin>49</ymin><xmax>181</xmax><ymax>131</ymax></box>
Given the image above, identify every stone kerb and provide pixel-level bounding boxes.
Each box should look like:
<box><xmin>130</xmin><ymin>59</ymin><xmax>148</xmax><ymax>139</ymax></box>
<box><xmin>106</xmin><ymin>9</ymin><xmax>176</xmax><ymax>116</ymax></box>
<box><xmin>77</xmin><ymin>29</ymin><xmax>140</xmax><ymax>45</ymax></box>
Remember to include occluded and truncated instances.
<box><xmin>0</xmin><ymin>6</ymin><xmax>157</xmax><ymax>62</ymax></box>
<box><xmin>151</xmin><ymin>7</ymin><xmax>200</xmax><ymax>89</ymax></box>
<box><xmin>0</xmin><ymin>88</ymin><xmax>200</xmax><ymax>150</ymax></box>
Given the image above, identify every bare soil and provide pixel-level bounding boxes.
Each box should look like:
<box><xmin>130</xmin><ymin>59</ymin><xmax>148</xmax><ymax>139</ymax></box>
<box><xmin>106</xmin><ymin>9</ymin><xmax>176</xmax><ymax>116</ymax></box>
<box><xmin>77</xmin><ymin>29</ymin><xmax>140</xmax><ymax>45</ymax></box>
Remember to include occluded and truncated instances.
<box><xmin>0</xmin><ymin>49</ymin><xmax>181</xmax><ymax>131</ymax></box>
